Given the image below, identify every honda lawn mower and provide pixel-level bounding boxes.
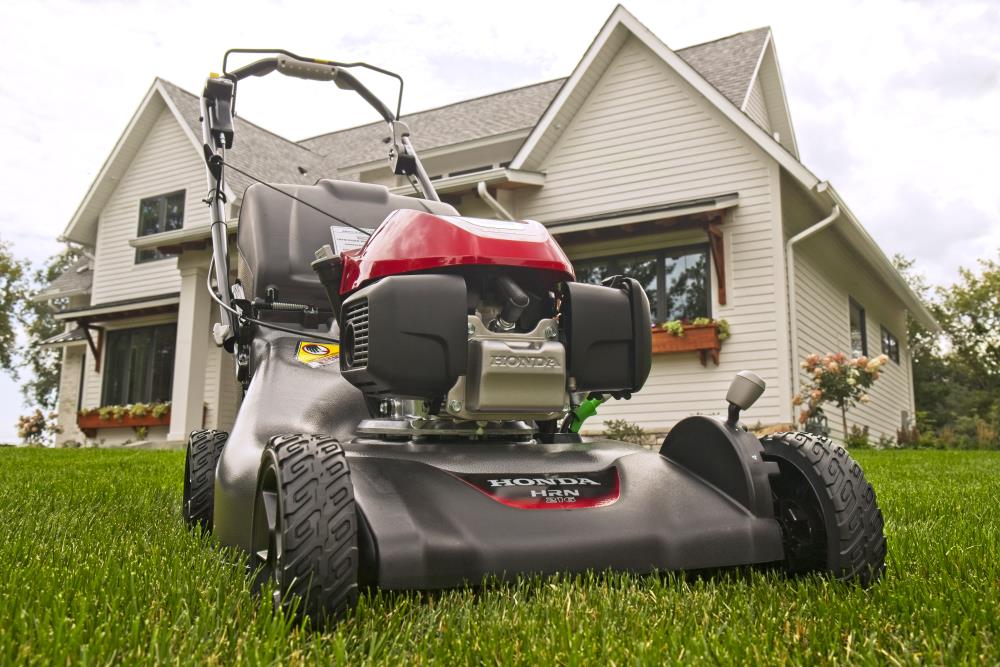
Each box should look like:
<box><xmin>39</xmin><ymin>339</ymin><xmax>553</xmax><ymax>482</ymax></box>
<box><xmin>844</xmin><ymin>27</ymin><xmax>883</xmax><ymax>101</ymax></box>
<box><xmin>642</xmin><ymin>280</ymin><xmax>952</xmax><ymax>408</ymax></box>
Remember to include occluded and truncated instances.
<box><xmin>182</xmin><ymin>50</ymin><xmax>887</xmax><ymax>623</ymax></box>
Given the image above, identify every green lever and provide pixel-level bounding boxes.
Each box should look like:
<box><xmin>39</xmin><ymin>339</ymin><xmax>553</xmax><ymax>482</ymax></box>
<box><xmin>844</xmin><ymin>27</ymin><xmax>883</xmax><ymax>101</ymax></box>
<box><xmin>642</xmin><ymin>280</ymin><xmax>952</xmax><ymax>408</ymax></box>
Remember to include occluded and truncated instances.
<box><xmin>569</xmin><ymin>395</ymin><xmax>607</xmax><ymax>433</ymax></box>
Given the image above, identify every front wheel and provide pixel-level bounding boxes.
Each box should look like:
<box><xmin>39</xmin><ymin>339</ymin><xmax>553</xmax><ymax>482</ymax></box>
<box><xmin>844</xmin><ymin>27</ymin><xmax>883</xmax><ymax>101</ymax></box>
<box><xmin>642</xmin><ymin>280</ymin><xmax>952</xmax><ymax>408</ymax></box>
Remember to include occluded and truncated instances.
<box><xmin>183</xmin><ymin>429</ymin><xmax>228</xmax><ymax>532</ymax></box>
<box><xmin>760</xmin><ymin>431</ymin><xmax>886</xmax><ymax>586</ymax></box>
<box><xmin>250</xmin><ymin>434</ymin><xmax>359</xmax><ymax>624</ymax></box>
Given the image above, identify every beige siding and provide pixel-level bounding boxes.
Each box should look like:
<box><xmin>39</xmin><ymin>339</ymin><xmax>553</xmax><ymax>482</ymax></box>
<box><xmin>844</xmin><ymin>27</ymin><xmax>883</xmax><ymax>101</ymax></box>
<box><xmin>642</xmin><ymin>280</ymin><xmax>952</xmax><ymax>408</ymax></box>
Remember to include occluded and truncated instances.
<box><xmin>744</xmin><ymin>78</ymin><xmax>771</xmax><ymax>133</ymax></box>
<box><xmin>90</xmin><ymin>108</ymin><xmax>209</xmax><ymax>305</ymax></box>
<box><xmin>516</xmin><ymin>36</ymin><xmax>791</xmax><ymax>433</ymax></box>
<box><xmin>792</xmin><ymin>233</ymin><xmax>914</xmax><ymax>441</ymax></box>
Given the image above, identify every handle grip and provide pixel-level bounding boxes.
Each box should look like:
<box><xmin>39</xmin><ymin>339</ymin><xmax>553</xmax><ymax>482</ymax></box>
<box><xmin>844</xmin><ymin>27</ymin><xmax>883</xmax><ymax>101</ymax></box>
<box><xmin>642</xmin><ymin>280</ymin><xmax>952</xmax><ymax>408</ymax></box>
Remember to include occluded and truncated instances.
<box><xmin>275</xmin><ymin>54</ymin><xmax>338</xmax><ymax>81</ymax></box>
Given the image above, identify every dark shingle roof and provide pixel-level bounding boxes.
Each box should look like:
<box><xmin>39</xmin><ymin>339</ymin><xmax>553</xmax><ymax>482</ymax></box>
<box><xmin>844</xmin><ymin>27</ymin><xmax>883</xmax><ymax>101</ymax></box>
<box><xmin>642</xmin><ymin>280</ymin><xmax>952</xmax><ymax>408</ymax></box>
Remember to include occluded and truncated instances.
<box><xmin>157</xmin><ymin>78</ymin><xmax>327</xmax><ymax>192</ymax></box>
<box><xmin>34</xmin><ymin>256</ymin><xmax>92</xmax><ymax>301</ymax></box>
<box><xmin>298</xmin><ymin>28</ymin><xmax>769</xmax><ymax>169</ymax></box>
<box><xmin>298</xmin><ymin>79</ymin><xmax>566</xmax><ymax>169</ymax></box>
<box><xmin>676</xmin><ymin>28</ymin><xmax>770</xmax><ymax>107</ymax></box>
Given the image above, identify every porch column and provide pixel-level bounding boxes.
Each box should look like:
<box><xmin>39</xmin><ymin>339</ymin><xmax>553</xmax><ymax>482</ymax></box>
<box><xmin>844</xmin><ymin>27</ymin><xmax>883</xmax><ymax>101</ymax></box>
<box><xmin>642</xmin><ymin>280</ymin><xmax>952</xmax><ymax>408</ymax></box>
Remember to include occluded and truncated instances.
<box><xmin>167</xmin><ymin>250</ymin><xmax>212</xmax><ymax>440</ymax></box>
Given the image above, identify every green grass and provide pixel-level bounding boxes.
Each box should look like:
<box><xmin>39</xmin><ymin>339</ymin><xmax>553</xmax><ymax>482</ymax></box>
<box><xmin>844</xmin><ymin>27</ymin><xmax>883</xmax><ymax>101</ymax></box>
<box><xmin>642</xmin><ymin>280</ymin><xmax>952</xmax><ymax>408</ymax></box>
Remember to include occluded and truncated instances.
<box><xmin>1</xmin><ymin>449</ymin><xmax>998</xmax><ymax>665</ymax></box>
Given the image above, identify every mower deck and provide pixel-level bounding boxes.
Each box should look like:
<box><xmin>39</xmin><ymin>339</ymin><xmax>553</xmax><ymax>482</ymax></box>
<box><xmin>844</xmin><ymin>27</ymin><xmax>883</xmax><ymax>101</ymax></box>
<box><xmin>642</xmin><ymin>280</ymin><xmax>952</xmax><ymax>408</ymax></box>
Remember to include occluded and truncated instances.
<box><xmin>345</xmin><ymin>439</ymin><xmax>784</xmax><ymax>589</ymax></box>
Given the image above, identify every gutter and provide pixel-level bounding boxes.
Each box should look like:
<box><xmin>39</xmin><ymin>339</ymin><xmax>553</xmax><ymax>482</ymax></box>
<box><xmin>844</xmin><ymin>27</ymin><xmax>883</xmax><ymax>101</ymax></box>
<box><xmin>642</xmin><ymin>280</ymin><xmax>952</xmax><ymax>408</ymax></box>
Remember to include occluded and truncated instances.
<box><xmin>786</xmin><ymin>181</ymin><xmax>840</xmax><ymax>395</ymax></box>
<box><xmin>475</xmin><ymin>181</ymin><xmax>514</xmax><ymax>221</ymax></box>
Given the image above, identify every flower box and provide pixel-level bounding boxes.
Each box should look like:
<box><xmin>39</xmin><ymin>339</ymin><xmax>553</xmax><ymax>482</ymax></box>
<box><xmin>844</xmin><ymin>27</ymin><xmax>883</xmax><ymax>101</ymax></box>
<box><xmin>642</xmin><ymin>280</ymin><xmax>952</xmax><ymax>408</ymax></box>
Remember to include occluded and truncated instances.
<box><xmin>77</xmin><ymin>412</ymin><xmax>171</xmax><ymax>438</ymax></box>
<box><xmin>651</xmin><ymin>324</ymin><xmax>721</xmax><ymax>366</ymax></box>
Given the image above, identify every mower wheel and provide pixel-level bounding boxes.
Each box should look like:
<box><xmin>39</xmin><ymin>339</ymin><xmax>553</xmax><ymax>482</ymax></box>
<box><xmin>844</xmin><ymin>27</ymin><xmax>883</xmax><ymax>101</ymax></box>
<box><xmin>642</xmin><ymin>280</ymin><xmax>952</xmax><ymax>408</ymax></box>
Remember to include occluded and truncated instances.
<box><xmin>761</xmin><ymin>431</ymin><xmax>886</xmax><ymax>586</ymax></box>
<box><xmin>183</xmin><ymin>429</ymin><xmax>228</xmax><ymax>532</ymax></box>
<box><xmin>251</xmin><ymin>434</ymin><xmax>359</xmax><ymax>624</ymax></box>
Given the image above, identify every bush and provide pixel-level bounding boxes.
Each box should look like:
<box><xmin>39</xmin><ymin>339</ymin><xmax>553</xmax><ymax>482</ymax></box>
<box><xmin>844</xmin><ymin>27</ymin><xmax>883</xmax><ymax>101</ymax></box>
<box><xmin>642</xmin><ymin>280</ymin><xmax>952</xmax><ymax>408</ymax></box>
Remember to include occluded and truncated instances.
<box><xmin>844</xmin><ymin>425</ymin><xmax>871</xmax><ymax>449</ymax></box>
<box><xmin>604</xmin><ymin>419</ymin><xmax>648</xmax><ymax>446</ymax></box>
<box><xmin>16</xmin><ymin>410</ymin><xmax>61</xmax><ymax>446</ymax></box>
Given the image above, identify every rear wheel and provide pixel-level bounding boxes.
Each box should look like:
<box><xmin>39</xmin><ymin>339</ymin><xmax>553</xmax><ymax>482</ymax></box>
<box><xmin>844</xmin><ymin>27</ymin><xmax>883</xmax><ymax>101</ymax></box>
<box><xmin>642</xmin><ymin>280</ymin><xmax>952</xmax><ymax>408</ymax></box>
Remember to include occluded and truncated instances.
<box><xmin>250</xmin><ymin>434</ymin><xmax>359</xmax><ymax>624</ymax></box>
<box><xmin>761</xmin><ymin>431</ymin><xmax>886</xmax><ymax>586</ymax></box>
<box><xmin>183</xmin><ymin>429</ymin><xmax>228</xmax><ymax>532</ymax></box>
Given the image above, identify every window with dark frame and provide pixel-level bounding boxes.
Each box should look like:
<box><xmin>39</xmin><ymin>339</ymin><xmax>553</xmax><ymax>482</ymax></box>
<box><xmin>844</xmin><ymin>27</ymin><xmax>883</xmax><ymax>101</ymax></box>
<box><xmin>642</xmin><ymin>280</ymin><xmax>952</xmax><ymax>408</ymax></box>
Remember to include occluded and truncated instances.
<box><xmin>135</xmin><ymin>191</ymin><xmax>185</xmax><ymax>263</ymax></box>
<box><xmin>573</xmin><ymin>245</ymin><xmax>710</xmax><ymax>323</ymax></box>
<box><xmin>101</xmin><ymin>324</ymin><xmax>177</xmax><ymax>406</ymax></box>
<box><xmin>881</xmin><ymin>325</ymin><xmax>900</xmax><ymax>364</ymax></box>
<box><xmin>849</xmin><ymin>297</ymin><xmax>868</xmax><ymax>357</ymax></box>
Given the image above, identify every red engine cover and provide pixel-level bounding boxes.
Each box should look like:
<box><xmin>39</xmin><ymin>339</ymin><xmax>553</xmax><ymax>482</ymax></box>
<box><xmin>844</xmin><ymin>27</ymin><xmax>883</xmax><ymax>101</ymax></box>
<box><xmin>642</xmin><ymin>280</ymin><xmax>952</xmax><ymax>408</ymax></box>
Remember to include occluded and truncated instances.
<box><xmin>339</xmin><ymin>210</ymin><xmax>575</xmax><ymax>294</ymax></box>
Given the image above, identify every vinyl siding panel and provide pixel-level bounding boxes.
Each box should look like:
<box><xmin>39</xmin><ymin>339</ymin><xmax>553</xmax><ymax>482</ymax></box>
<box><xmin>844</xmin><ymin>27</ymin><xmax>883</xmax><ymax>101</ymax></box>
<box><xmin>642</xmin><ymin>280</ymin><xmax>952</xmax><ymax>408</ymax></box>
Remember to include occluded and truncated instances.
<box><xmin>793</xmin><ymin>233</ymin><xmax>914</xmax><ymax>441</ymax></box>
<box><xmin>90</xmin><ymin>109</ymin><xmax>209</xmax><ymax>305</ymax></box>
<box><xmin>516</xmin><ymin>36</ymin><xmax>789</xmax><ymax>434</ymax></box>
<box><xmin>744</xmin><ymin>78</ymin><xmax>771</xmax><ymax>133</ymax></box>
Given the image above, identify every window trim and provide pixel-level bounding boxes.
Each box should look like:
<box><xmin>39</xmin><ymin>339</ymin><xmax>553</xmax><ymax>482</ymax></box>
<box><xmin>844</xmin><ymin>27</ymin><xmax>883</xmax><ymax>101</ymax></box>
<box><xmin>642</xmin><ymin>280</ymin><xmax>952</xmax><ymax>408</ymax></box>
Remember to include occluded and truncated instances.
<box><xmin>100</xmin><ymin>323</ymin><xmax>177</xmax><ymax>406</ymax></box>
<box><xmin>135</xmin><ymin>190</ymin><xmax>186</xmax><ymax>264</ymax></box>
<box><xmin>572</xmin><ymin>242</ymin><xmax>712</xmax><ymax>323</ymax></box>
<box><xmin>880</xmin><ymin>325</ymin><xmax>900</xmax><ymax>364</ymax></box>
<box><xmin>848</xmin><ymin>296</ymin><xmax>868</xmax><ymax>357</ymax></box>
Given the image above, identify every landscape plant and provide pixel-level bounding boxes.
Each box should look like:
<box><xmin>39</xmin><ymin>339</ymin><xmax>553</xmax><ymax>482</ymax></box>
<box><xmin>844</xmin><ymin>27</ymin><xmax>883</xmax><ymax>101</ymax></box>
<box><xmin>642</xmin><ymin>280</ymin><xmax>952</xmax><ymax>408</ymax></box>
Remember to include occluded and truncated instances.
<box><xmin>15</xmin><ymin>409</ymin><xmax>61</xmax><ymax>445</ymax></box>
<box><xmin>794</xmin><ymin>352</ymin><xmax>888</xmax><ymax>438</ymax></box>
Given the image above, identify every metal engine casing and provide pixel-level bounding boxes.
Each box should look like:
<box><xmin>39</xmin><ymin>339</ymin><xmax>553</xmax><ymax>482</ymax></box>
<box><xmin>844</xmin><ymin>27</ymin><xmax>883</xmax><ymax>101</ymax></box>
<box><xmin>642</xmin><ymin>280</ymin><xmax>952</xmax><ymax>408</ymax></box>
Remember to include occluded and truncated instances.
<box><xmin>445</xmin><ymin>316</ymin><xmax>567</xmax><ymax>421</ymax></box>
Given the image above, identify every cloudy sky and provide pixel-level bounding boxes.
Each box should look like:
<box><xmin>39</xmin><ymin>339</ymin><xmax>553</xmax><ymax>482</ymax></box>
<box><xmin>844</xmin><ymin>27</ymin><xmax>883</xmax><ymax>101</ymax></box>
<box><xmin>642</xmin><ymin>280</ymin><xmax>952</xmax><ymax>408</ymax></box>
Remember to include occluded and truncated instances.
<box><xmin>0</xmin><ymin>0</ymin><xmax>997</xmax><ymax>440</ymax></box>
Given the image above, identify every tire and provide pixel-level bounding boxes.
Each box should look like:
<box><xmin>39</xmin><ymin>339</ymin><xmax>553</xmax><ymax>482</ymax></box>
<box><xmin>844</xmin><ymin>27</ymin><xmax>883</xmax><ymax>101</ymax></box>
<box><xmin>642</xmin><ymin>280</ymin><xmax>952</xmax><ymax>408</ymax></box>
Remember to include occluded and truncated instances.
<box><xmin>183</xmin><ymin>429</ymin><xmax>228</xmax><ymax>532</ymax></box>
<box><xmin>250</xmin><ymin>434</ymin><xmax>359</xmax><ymax>624</ymax></box>
<box><xmin>760</xmin><ymin>431</ymin><xmax>886</xmax><ymax>586</ymax></box>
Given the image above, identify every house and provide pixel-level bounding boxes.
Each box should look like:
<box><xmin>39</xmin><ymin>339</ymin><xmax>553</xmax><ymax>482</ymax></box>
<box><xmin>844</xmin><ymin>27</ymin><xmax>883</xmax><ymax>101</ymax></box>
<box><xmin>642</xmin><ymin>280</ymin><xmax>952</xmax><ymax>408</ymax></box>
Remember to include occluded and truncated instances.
<box><xmin>42</xmin><ymin>6</ymin><xmax>936</xmax><ymax>446</ymax></box>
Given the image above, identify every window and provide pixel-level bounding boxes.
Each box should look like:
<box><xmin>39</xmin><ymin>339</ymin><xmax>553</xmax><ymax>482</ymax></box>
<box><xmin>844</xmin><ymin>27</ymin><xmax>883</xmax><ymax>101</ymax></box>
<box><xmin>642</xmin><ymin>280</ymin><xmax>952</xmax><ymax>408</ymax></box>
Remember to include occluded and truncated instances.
<box><xmin>135</xmin><ymin>191</ymin><xmax>185</xmax><ymax>263</ymax></box>
<box><xmin>574</xmin><ymin>246</ymin><xmax>710</xmax><ymax>323</ymax></box>
<box><xmin>101</xmin><ymin>324</ymin><xmax>176</xmax><ymax>406</ymax></box>
<box><xmin>881</xmin><ymin>326</ymin><xmax>900</xmax><ymax>364</ymax></box>
<box><xmin>849</xmin><ymin>297</ymin><xmax>867</xmax><ymax>357</ymax></box>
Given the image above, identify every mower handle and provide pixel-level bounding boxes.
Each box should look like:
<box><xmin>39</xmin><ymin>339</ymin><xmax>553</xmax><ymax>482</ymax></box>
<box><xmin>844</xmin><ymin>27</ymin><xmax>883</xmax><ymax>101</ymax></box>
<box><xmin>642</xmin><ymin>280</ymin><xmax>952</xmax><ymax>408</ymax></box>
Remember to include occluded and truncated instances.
<box><xmin>225</xmin><ymin>54</ymin><xmax>396</xmax><ymax>123</ymax></box>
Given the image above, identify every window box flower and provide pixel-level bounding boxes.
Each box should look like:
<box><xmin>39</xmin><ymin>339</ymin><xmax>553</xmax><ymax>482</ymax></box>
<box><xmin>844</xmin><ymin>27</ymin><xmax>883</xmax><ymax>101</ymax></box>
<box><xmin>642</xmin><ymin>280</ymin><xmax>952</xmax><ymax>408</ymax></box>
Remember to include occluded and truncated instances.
<box><xmin>651</xmin><ymin>319</ymin><xmax>729</xmax><ymax>366</ymax></box>
<box><xmin>77</xmin><ymin>402</ymin><xmax>171</xmax><ymax>438</ymax></box>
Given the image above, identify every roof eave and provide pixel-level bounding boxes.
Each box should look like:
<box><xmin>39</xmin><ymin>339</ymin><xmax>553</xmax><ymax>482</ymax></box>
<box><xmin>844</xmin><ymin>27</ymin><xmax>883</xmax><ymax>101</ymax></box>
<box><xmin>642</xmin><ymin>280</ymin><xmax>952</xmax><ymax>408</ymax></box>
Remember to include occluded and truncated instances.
<box><xmin>818</xmin><ymin>184</ymin><xmax>939</xmax><ymax>332</ymax></box>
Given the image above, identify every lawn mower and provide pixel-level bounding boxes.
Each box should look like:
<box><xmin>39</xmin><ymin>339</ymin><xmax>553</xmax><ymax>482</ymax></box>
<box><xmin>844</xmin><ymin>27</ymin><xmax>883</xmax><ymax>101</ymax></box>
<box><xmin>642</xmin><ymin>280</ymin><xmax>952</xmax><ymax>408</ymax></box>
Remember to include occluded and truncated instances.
<box><xmin>183</xmin><ymin>50</ymin><xmax>887</xmax><ymax>623</ymax></box>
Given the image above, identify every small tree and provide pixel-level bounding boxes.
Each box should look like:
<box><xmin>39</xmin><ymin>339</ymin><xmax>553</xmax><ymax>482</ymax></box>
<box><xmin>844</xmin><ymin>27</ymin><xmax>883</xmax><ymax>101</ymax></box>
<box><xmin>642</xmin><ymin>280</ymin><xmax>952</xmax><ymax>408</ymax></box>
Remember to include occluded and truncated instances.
<box><xmin>793</xmin><ymin>352</ymin><xmax>889</xmax><ymax>438</ymax></box>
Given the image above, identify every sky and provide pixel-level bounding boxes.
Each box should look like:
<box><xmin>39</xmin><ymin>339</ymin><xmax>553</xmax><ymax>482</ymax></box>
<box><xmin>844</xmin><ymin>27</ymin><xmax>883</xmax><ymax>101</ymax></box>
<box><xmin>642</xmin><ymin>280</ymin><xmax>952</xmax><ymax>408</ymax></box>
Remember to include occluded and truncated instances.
<box><xmin>0</xmin><ymin>0</ymin><xmax>998</xmax><ymax>440</ymax></box>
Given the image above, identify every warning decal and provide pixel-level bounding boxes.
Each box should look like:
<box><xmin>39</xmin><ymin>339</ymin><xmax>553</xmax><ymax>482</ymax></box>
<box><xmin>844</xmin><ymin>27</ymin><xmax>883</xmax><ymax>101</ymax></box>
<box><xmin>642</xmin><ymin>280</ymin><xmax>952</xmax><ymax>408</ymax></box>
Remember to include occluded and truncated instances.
<box><xmin>295</xmin><ymin>341</ymin><xmax>340</xmax><ymax>368</ymax></box>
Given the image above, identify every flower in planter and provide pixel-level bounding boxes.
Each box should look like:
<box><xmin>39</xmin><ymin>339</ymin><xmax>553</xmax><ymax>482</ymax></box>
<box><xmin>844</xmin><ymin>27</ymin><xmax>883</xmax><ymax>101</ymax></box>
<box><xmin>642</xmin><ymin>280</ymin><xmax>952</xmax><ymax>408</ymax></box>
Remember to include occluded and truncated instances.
<box><xmin>660</xmin><ymin>318</ymin><xmax>731</xmax><ymax>340</ymax></box>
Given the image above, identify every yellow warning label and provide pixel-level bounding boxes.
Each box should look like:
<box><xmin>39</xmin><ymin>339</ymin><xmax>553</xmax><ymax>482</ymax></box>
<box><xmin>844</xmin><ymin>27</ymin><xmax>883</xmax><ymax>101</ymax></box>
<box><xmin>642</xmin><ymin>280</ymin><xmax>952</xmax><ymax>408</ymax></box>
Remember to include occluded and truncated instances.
<box><xmin>295</xmin><ymin>341</ymin><xmax>340</xmax><ymax>368</ymax></box>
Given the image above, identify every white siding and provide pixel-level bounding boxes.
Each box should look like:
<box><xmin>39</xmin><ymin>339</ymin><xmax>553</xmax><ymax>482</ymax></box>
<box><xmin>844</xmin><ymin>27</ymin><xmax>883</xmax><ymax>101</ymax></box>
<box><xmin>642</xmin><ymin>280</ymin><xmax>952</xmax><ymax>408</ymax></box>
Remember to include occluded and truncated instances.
<box><xmin>90</xmin><ymin>108</ymin><xmax>209</xmax><ymax>304</ymax></box>
<box><xmin>515</xmin><ymin>36</ymin><xmax>790</xmax><ymax>433</ymax></box>
<box><xmin>793</xmin><ymin>236</ymin><xmax>913</xmax><ymax>442</ymax></box>
<box><xmin>744</xmin><ymin>78</ymin><xmax>771</xmax><ymax>133</ymax></box>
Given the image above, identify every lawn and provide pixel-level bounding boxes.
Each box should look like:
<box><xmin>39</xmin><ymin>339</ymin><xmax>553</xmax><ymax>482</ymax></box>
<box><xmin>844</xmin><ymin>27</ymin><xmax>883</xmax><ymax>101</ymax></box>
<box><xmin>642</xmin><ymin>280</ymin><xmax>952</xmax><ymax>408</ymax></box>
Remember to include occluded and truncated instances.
<box><xmin>1</xmin><ymin>448</ymin><xmax>998</xmax><ymax>665</ymax></box>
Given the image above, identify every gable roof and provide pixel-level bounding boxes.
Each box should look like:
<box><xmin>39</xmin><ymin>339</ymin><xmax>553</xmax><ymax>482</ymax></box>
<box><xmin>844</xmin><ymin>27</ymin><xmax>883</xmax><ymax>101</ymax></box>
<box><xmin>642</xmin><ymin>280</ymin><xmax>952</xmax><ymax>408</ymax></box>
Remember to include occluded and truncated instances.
<box><xmin>155</xmin><ymin>79</ymin><xmax>325</xmax><ymax>193</ymax></box>
<box><xmin>509</xmin><ymin>5</ymin><xmax>934</xmax><ymax>329</ymax></box>
<box><xmin>300</xmin><ymin>79</ymin><xmax>565</xmax><ymax>169</ymax></box>
<box><xmin>677</xmin><ymin>27</ymin><xmax>770</xmax><ymax>107</ymax></box>
<box><xmin>61</xmin><ymin>79</ymin><xmax>322</xmax><ymax>245</ymax></box>
<box><xmin>298</xmin><ymin>30</ymin><xmax>769</xmax><ymax>171</ymax></box>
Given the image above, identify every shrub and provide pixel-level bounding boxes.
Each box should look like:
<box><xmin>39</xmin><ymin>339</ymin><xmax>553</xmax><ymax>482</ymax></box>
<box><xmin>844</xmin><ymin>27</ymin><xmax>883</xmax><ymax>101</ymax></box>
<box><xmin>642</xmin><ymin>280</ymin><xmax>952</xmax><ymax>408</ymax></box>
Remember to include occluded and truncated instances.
<box><xmin>604</xmin><ymin>419</ymin><xmax>647</xmax><ymax>446</ymax></box>
<box><xmin>844</xmin><ymin>425</ymin><xmax>871</xmax><ymax>449</ymax></box>
<box><xmin>16</xmin><ymin>410</ymin><xmax>61</xmax><ymax>446</ymax></box>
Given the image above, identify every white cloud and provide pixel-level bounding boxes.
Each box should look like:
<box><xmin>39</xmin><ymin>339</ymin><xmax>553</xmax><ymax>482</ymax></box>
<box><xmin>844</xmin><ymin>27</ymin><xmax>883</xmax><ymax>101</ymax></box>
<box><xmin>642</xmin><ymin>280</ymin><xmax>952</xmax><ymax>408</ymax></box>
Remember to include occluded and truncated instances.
<box><xmin>0</xmin><ymin>0</ymin><xmax>997</xmax><ymax>439</ymax></box>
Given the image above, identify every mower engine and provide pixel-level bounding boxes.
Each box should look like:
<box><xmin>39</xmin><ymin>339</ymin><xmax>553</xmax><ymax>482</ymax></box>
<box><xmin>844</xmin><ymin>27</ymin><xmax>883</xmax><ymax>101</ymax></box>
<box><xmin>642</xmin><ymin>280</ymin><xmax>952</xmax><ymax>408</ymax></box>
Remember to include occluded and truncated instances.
<box><xmin>314</xmin><ymin>210</ymin><xmax>652</xmax><ymax>437</ymax></box>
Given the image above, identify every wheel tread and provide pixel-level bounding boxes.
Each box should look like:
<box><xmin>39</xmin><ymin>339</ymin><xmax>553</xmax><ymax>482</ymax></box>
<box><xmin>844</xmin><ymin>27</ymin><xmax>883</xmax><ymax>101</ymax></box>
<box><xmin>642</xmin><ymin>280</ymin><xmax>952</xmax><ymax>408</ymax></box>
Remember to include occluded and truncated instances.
<box><xmin>762</xmin><ymin>431</ymin><xmax>886</xmax><ymax>586</ymax></box>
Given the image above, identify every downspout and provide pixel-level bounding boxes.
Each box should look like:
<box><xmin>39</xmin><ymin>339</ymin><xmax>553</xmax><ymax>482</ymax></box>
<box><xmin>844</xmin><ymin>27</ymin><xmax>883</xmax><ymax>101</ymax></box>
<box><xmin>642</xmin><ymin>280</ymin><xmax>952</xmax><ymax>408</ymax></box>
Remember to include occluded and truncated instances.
<box><xmin>786</xmin><ymin>184</ymin><xmax>840</xmax><ymax>403</ymax></box>
<box><xmin>476</xmin><ymin>181</ymin><xmax>514</xmax><ymax>221</ymax></box>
